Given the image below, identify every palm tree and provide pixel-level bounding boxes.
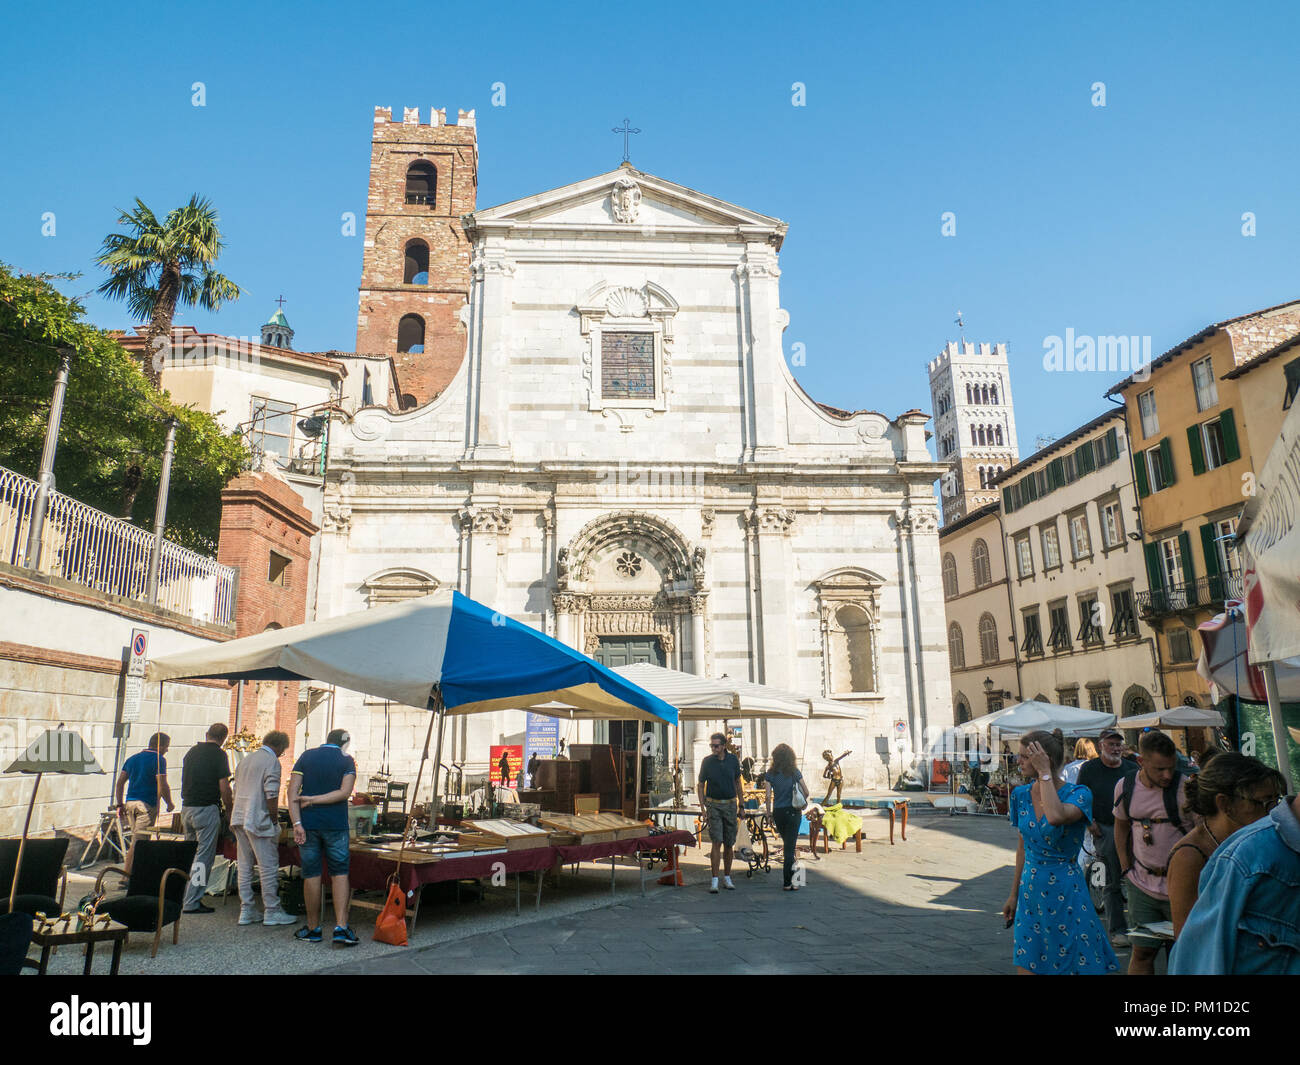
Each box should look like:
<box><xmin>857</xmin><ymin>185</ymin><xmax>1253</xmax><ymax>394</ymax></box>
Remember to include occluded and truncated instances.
<box><xmin>95</xmin><ymin>195</ymin><xmax>241</xmax><ymax>387</ymax></box>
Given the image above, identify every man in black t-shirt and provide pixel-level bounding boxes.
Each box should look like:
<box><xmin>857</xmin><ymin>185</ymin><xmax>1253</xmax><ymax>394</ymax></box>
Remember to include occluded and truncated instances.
<box><xmin>697</xmin><ymin>732</ymin><xmax>744</xmax><ymax>893</ymax></box>
<box><xmin>180</xmin><ymin>723</ymin><xmax>233</xmax><ymax>914</ymax></box>
<box><xmin>1076</xmin><ymin>728</ymin><xmax>1138</xmax><ymax>945</ymax></box>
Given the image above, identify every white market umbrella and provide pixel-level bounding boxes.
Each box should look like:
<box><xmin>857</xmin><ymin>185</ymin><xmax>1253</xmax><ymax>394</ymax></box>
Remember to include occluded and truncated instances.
<box><xmin>957</xmin><ymin>700</ymin><xmax>1116</xmax><ymax>738</ymax></box>
<box><xmin>613</xmin><ymin>663</ymin><xmax>809</xmax><ymax>720</ymax></box>
<box><xmin>5</xmin><ymin>727</ymin><xmax>104</xmax><ymax>913</ymax></box>
<box><xmin>1120</xmin><ymin>706</ymin><xmax>1225</xmax><ymax>730</ymax></box>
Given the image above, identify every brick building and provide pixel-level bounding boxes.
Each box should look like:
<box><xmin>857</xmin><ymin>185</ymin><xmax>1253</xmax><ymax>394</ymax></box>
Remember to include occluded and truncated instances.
<box><xmin>355</xmin><ymin>106</ymin><xmax>478</xmax><ymax>408</ymax></box>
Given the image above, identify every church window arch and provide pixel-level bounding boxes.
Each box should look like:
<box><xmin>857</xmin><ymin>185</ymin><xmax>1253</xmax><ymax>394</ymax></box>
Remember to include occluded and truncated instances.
<box><xmin>966</xmin><ymin>383</ymin><xmax>973</xmax><ymax>404</ymax></box>
<box><xmin>972</xmin><ymin>539</ymin><xmax>992</xmax><ymax>588</ymax></box>
<box><xmin>404</xmin><ymin>239</ymin><xmax>429</xmax><ymax>285</ymax></box>
<box><xmin>977</xmin><ymin>425</ymin><xmax>986</xmax><ymax>446</ymax></box>
<box><xmin>970</xmin><ymin>425</ymin><xmax>977</xmax><ymax>445</ymax></box>
<box><xmin>979</xmin><ymin>613</ymin><xmax>999</xmax><ymax>664</ymax></box>
<box><xmin>360</xmin><ymin>568</ymin><xmax>440</xmax><ymax>608</ymax></box>
<box><xmin>942</xmin><ymin>553</ymin><xmax>958</xmax><ymax>599</ymax></box>
<box><xmin>991</xmin><ymin>385</ymin><xmax>999</xmax><ymax>404</ymax></box>
<box><xmin>404</xmin><ymin>161</ymin><xmax>437</xmax><ymax>206</ymax></box>
<box><xmin>949</xmin><ymin>622</ymin><xmax>966</xmax><ymax>670</ymax></box>
<box><xmin>397</xmin><ymin>314</ymin><xmax>425</xmax><ymax>354</ymax></box>
<box><xmin>995</xmin><ymin>425</ymin><xmax>1004</xmax><ymax>446</ymax></box>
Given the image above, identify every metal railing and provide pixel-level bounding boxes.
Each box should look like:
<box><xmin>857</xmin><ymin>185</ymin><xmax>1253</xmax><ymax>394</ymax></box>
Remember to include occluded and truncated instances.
<box><xmin>0</xmin><ymin>465</ymin><xmax>236</xmax><ymax>626</ymax></box>
<box><xmin>1136</xmin><ymin>573</ymin><xmax>1245</xmax><ymax>617</ymax></box>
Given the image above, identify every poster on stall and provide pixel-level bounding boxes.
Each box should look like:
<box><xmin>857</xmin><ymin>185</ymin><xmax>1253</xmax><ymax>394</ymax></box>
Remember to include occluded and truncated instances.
<box><xmin>524</xmin><ymin>713</ymin><xmax>559</xmax><ymax>785</ymax></box>
<box><xmin>490</xmin><ymin>744</ymin><xmax>524</xmax><ymax>787</ymax></box>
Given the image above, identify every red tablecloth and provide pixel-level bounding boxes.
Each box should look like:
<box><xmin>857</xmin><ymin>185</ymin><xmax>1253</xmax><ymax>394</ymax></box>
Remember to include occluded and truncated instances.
<box><xmin>552</xmin><ymin>830</ymin><xmax>694</xmax><ymax>865</ymax></box>
<box><xmin>218</xmin><ymin>830</ymin><xmax>693</xmax><ymax>892</ymax></box>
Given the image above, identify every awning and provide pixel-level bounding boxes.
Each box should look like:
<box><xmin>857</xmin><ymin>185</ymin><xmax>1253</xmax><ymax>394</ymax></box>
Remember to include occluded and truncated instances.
<box><xmin>147</xmin><ymin>590</ymin><xmax>677</xmax><ymax>724</ymax></box>
<box><xmin>610</xmin><ymin>663</ymin><xmax>808</xmax><ymax>719</ymax></box>
<box><xmin>1119</xmin><ymin>706</ymin><xmax>1225</xmax><ymax>730</ymax></box>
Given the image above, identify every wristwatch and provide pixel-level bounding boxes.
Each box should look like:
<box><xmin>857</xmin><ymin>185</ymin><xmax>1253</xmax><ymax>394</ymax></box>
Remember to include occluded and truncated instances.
<box><xmin>1038</xmin><ymin>773</ymin><xmax>1052</xmax><ymax>782</ymax></box>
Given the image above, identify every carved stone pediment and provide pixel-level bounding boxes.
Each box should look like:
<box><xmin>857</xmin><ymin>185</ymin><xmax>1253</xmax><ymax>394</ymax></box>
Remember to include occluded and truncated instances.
<box><xmin>610</xmin><ymin>175</ymin><xmax>642</xmax><ymax>223</ymax></box>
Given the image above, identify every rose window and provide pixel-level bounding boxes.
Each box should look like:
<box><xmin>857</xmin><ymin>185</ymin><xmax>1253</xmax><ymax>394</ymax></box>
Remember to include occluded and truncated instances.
<box><xmin>615</xmin><ymin>550</ymin><xmax>643</xmax><ymax>578</ymax></box>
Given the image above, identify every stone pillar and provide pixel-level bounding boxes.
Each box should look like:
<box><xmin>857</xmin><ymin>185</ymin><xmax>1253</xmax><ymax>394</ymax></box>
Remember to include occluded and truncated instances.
<box><xmin>554</xmin><ymin>594</ymin><xmax>578</xmax><ymax>649</ymax></box>
<box><xmin>459</xmin><ymin>505</ymin><xmax>512</xmax><ymax>607</ymax></box>
<box><xmin>739</xmin><ymin>244</ymin><xmax>784</xmax><ymax>460</ymax></box>
<box><xmin>749</xmin><ymin>505</ymin><xmax>796</xmax><ymax>688</ymax></box>
<box><xmin>217</xmin><ymin>472</ymin><xmax>318</xmax><ymax>764</ymax></box>
<box><xmin>689</xmin><ymin>595</ymin><xmax>707</xmax><ymax>675</ymax></box>
<box><xmin>467</xmin><ymin>246</ymin><xmax>514</xmax><ymax>459</ymax></box>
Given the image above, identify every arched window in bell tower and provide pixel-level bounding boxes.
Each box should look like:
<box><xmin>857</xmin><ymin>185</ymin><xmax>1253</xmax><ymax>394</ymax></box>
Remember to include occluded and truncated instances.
<box><xmin>397</xmin><ymin>314</ymin><xmax>425</xmax><ymax>354</ymax></box>
<box><xmin>404</xmin><ymin>239</ymin><xmax>429</xmax><ymax>285</ymax></box>
<box><xmin>404</xmin><ymin>161</ymin><xmax>437</xmax><ymax>206</ymax></box>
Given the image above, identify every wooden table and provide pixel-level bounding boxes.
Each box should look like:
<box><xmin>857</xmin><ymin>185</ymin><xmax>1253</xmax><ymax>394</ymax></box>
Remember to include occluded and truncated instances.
<box><xmin>30</xmin><ymin>919</ymin><xmax>129</xmax><ymax>975</ymax></box>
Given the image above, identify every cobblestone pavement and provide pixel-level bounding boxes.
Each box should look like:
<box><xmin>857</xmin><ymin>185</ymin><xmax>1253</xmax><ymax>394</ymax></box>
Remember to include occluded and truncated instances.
<box><xmin>326</xmin><ymin>809</ymin><xmax>1025</xmax><ymax>976</ymax></box>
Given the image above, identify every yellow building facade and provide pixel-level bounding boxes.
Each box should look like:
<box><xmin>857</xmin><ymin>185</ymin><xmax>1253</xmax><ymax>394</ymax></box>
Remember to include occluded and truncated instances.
<box><xmin>1108</xmin><ymin>301</ymin><xmax>1300</xmax><ymax>707</ymax></box>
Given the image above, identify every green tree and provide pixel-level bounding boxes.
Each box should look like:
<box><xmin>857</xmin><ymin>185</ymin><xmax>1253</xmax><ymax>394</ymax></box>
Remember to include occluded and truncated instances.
<box><xmin>94</xmin><ymin>195</ymin><xmax>241</xmax><ymax>388</ymax></box>
<box><xmin>0</xmin><ymin>263</ymin><xmax>248</xmax><ymax>555</ymax></box>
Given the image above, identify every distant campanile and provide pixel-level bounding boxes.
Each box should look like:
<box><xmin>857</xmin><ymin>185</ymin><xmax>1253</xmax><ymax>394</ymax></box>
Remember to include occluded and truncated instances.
<box><xmin>927</xmin><ymin>341</ymin><xmax>1020</xmax><ymax>525</ymax></box>
<box><xmin>355</xmin><ymin>106</ymin><xmax>478</xmax><ymax>409</ymax></box>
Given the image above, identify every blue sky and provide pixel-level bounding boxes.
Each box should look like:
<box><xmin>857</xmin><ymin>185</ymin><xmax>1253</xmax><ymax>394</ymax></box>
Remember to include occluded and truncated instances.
<box><xmin>3</xmin><ymin>1</ymin><xmax>1298</xmax><ymax>452</ymax></box>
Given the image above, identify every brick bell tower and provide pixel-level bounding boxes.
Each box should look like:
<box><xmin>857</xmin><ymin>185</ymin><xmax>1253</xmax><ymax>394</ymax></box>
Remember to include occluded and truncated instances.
<box><xmin>355</xmin><ymin>106</ymin><xmax>478</xmax><ymax>408</ymax></box>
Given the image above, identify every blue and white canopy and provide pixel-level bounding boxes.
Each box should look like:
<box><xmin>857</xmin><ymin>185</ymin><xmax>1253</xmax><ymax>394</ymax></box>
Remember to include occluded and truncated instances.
<box><xmin>147</xmin><ymin>590</ymin><xmax>677</xmax><ymax>724</ymax></box>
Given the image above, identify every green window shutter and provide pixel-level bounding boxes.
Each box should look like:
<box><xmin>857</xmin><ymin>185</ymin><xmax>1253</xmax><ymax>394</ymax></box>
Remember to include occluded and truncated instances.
<box><xmin>1220</xmin><ymin>408</ymin><xmax>1241</xmax><ymax>463</ymax></box>
<box><xmin>1106</xmin><ymin>427</ymin><xmax>1119</xmax><ymax>463</ymax></box>
<box><xmin>1077</xmin><ymin>443</ymin><xmax>1095</xmax><ymax>475</ymax></box>
<box><xmin>1200</xmin><ymin>523</ymin><xmax>1220</xmax><ymax>578</ymax></box>
<box><xmin>1187</xmin><ymin>424</ymin><xmax>1206</xmax><ymax>476</ymax></box>
<box><xmin>1134</xmin><ymin>449</ymin><xmax>1150</xmax><ymax>497</ymax></box>
<box><xmin>1144</xmin><ymin>542</ymin><xmax>1165</xmax><ymax>591</ymax></box>
<box><xmin>1178</xmin><ymin>530</ymin><xmax>1195</xmax><ymax>587</ymax></box>
<box><xmin>1002</xmin><ymin>487</ymin><xmax>1013</xmax><ymax>513</ymax></box>
<box><xmin>1159</xmin><ymin>437</ymin><xmax>1176</xmax><ymax>486</ymax></box>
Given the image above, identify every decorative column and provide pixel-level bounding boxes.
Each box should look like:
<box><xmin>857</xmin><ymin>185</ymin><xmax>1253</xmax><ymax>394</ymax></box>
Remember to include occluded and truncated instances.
<box><xmin>689</xmin><ymin>594</ymin><xmax>708</xmax><ymax>675</ymax></box>
<box><xmin>466</xmin><ymin>244</ymin><xmax>515</xmax><ymax>460</ymax></box>
<box><xmin>459</xmin><ymin>505</ymin><xmax>512</xmax><ymax>607</ymax></box>
<box><xmin>553</xmin><ymin>593</ymin><xmax>580</xmax><ymax>649</ymax></box>
<box><xmin>749</xmin><ymin>504</ymin><xmax>796</xmax><ymax>688</ymax></box>
<box><xmin>738</xmin><ymin>244</ymin><xmax>784</xmax><ymax>460</ymax></box>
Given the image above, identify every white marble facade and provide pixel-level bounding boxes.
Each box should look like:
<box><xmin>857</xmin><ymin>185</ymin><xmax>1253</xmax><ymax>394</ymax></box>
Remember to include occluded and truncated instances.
<box><xmin>314</xmin><ymin>167</ymin><xmax>951</xmax><ymax>791</ymax></box>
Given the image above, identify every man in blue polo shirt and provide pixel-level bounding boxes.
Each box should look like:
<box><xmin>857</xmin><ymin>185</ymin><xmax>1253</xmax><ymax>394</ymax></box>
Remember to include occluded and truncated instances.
<box><xmin>115</xmin><ymin>732</ymin><xmax>173</xmax><ymax>874</ymax></box>
<box><xmin>288</xmin><ymin>729</ymin><xmax>358</xmax><ymax>946</ymax></box>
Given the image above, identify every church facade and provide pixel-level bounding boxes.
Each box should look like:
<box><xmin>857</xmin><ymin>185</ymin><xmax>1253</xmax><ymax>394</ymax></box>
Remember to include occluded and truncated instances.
<box><xmin>316</xmin><ymin>107</ymin><xmax>951</xmax><ymax>792</ymax></box>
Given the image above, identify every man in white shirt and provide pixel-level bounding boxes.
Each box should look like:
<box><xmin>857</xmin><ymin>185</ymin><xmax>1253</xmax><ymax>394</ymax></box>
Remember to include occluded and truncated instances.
<box><xmin>230</xmin><ymin>731</ymin><xmax>296</xmax><ymax>926</ymax></box>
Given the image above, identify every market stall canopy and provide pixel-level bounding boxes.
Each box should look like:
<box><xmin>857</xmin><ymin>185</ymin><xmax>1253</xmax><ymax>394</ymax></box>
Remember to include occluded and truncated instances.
<box><xmin>146</xmin><ymin>591</ymin><xmax>677</xmax><ymax>724</ymax></box>
<box><xmin>957</xmin><ymin>700</ymin><xmax>1116</xmax><ymax>737</ymax></box>
<box><xmin>610</xmin><ymin>663</ymin><xmax>808</xmax><ymax>719</ymax></box>
<box><xmin>714</xmin><ymin>673</ymin><xmax>864</xmax><ymax>720</ymax></box>
<box><xmin>1197</xmin><ymin>603</ymin><xmax>1300</xmax><ymax>702</ymax></box>
<box><xmin>1119</xmin><ymin>706</ymin><xmax>1225</xmax><ymax>730</ymax></box>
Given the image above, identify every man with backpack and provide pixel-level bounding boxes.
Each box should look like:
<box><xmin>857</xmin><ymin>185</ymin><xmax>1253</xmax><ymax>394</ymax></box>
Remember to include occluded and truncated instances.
<box><xmin>1114</xmin><ymin>730</ymin><xmax>1191</xmax><ymax>974</ymax></box>
<box><xmin>1076</xmin><ymin>728</ymin><xmax>1138</xmax><ymax>947</ymax></box>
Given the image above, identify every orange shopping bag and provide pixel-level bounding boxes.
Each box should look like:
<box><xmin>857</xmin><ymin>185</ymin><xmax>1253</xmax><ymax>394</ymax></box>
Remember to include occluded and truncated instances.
<box><xmin>373</xmin><ymin>877</ymin><xmax>408</xmax><ymax>946</ymax></box>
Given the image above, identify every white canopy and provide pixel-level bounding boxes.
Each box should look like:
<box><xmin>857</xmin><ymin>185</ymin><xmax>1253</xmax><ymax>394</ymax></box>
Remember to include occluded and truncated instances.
<box><xmin>958</xmin><ymin>700</ymin><xmax>1116</xmax><ymax>738</ymax></box>
<box><xmin>611</xmin><ymin>663</ymin><xmax>808</xmax><ymax>719</ymax></box>
<box><xmin>1120</xmin><ymin>706</ymin><xmax>1225</xmax><ymax>730</ymax></box>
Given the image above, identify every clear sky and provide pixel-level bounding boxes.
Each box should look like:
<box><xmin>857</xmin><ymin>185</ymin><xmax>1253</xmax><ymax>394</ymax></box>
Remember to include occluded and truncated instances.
<box><xmin>3</xmin><ymin>1</ymin><xmax>1298</xmax><ymax>452</ymax></box>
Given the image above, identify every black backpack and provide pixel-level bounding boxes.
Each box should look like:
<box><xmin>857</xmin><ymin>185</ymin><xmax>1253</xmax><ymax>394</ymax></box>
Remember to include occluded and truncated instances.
<box><xmin>1118</xmin><ymin>769</ymin><xmax>1189</xmax><ymax>834</ymax></box>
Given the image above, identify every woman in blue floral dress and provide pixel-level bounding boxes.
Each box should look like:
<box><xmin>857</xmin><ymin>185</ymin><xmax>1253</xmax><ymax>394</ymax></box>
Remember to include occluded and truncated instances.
<box><xmin>1001</xmin><ymin>730</ymin><xmax>1118</xmax><ymax>974</ymax></box>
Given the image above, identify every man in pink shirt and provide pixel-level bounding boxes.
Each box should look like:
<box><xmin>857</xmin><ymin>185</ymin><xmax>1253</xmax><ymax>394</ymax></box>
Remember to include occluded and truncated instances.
<box><xmin>1114</xmin><ymin>730</ymin><xmax>1192</xmax><ymax>974</ymax></box>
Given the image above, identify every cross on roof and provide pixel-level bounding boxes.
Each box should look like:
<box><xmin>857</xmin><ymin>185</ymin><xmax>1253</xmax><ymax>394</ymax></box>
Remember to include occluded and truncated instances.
<box><xmin>611</xmin><ymin>118</ymin><xmax>640</xmax><ymax>163</ymax></box>
<box><xmin>275</xmin><ymin>294</ymin><xmax>287</xmax><ymax>309</ymax></box>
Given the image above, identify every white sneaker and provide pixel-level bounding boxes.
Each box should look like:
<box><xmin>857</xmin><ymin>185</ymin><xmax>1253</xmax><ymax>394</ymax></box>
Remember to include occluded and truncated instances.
<box><xmin>723</xmin><ymin>876</ymin><xmax>736</xmax><ymax>890</ymax></box>
<box><xmin>238</xmin><ymin>909</ymin><xmax>262</xmax><ymax>925</ymax></box>
<box><xmin>263</xmin><ymin>909</ymin><xmax>298</xmax><ymax>927</ymax></box>
<box><xmin>709</xmin><ymin>877</ymin><xmax>719</xmax><ymax>894</ymax></box>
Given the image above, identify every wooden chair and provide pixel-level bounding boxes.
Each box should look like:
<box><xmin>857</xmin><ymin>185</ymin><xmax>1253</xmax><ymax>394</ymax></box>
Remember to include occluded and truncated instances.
<box><xmin>0</xmin><ymin>837</ymin><xmax>69</xmax><ymax>917</ymax></box>
<box><xmin>96</xmin><ymin>839</ymin><xmax>197</xmax><ymax>958</ymax></box>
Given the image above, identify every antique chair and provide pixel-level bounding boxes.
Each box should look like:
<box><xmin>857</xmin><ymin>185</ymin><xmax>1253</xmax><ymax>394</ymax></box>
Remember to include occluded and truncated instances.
<box><xmin>0</xmin><ymin>912</ymin><xmax>38</xmax><ymax>975</ymax></box>
<box><xmin>95</xmin><ymin>839</ymin><xmax>197</xmax><ymax>958</ymax></box>
<box><xmin>0</xmin><ymin>837</ymin><xmax>70</xmax><ymax>917</ymax></box>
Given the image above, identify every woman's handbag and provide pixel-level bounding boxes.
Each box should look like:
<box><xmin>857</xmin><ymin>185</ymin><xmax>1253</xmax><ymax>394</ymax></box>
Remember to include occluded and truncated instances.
<box><xmin>791</xmin><ymin>775</ymin><xmax>808</xmax><ymax>811</ymax></box>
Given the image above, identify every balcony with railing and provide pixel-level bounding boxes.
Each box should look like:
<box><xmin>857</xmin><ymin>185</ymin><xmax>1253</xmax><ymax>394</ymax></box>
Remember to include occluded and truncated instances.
<box><xmin>0</xmin><ymin>465</ymin><xmax>236</xmax><ymax>626</ymax></box>
<box><xmin>1136</xmin><ymin>573</ymin><xmax>1244</xmax><ymax>618</ymax></box>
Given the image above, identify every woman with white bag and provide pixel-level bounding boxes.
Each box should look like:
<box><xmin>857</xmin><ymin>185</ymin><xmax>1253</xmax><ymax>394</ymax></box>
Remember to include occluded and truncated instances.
<box><xmin>764</xmin><ymin>744</ymin><xmax>808</xmax><ymax>891</ymax></box>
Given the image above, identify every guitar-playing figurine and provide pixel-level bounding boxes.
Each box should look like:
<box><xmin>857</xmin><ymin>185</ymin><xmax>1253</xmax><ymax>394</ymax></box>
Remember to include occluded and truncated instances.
<box><xmin>821</xmin><ymin>749</ymin><xmax>852</xmax><ymax>805</ymax></box>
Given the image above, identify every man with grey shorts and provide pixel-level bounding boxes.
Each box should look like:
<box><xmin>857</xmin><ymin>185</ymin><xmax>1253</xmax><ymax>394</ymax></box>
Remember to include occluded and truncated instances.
<box><xmin>698</xmin><ymin>732</ymin><xmax>744</xmax><ymax>893</ymax></box>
